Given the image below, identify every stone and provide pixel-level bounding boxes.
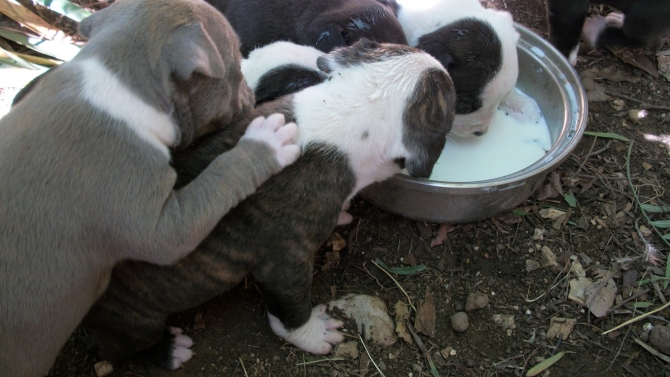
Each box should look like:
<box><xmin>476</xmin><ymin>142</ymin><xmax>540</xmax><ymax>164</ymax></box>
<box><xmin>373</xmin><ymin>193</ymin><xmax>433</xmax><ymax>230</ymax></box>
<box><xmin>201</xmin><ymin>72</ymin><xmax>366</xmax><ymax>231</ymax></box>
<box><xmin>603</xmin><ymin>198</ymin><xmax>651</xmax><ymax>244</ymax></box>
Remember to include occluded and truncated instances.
<box><xmin>526</xmin><ymin>259</ymin><xmax>541</xmax><ymax>272</ymax></box>
<box><xmin>94</xmin><ymin>361</ymin><xmax>113</xmax><ymax>377</ymax></box>
<box><xmin>333</xmin><ymin>341</ymin><xmax>359</xmax><ymax>359</ymax></box>
<box><xmin>451</xmin><ymin>312</ymin><xmax>469</xmax><ymax>332</ymax></box>
<box><xmin>329</xmin><ymin>294</ymin><xmax>397</xmax><ymax>346</ymax></box>
<box><xmin>650</xmin><ymin>326</ymin><xmax>670</xmax><ymax>355</ymax></box>
<box><xmin>464</xmin><ymin>292</ymin><xmax>489</xmax><ymax>312</ymax></box>
<box><xmin>492</xmin><ymin>314</ymin><xmax>516</xmax><ymax>330</ymax></box>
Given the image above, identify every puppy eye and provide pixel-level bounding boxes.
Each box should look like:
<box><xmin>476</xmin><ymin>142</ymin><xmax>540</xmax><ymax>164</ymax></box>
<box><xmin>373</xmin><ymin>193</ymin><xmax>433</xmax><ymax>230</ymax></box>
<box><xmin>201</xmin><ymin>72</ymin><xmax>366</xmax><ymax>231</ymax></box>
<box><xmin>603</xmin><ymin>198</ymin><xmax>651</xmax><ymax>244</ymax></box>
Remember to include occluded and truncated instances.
<box><xmin>341</xmin><ymin>30</ymin><xmax>351</xmax><ymax>44</ymax></box>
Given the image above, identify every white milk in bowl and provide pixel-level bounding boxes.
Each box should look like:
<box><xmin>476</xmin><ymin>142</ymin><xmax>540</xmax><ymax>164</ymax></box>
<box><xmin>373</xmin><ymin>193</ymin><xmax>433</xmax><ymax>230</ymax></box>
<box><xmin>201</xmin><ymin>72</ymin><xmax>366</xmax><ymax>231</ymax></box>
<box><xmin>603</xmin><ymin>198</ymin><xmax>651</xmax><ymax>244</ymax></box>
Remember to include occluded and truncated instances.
<box><xmin>427</xmin><ymin>88</ymin><xmax>551</xmax><ymax>182</ymax></box>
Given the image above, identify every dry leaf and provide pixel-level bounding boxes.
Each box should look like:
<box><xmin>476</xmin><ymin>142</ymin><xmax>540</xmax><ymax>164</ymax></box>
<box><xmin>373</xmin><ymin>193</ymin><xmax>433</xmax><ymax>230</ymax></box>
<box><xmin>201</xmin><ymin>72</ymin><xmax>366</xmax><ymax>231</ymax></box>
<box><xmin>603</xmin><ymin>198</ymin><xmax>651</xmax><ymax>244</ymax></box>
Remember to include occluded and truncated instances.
<box><xmin>414</xmin><ymin>290</ymin><xmax>436</xmax><ymax>337</ymax></box>
<box><xmin>547</xmin><ymin>317</ymin><xmax>577</xmax><ymax>340</ymax></box>
<box><xmin>394</xmin><ymin>301</ymin><xmax>412</xmax><ymax>344</ymax></box>
<box><xmin>549</xmin><ymin>171</ymin><xmax>564</xmax><ymax>196</ymax></box>
<box><xmin>401</xmin><ymin>253</ymin><xmax>417</xmax><ymax>266</ymax></box>
<box><xmin>582</xmin><ymin>78</ymin><xmax>611</xmax><ymax>102</ymax></box>
<box><xmin>607</xmin><ymin>46</ymin><xmax>658</xmax><ymax>77</ymax></box>
<box><xmin>584</xmin><ymin>277</ymin><xmax>617</xmax><ymax>317</ymax></box>
<box><xmin>331</xmin><ymin>232</ymin><xmax>347</xmax><ymax>251</ymax></box>
<box><xmin>430</xmin><ymin>223</ymin><xmax>455</xmax><ymax>247</ymax></box>
<box><xmin>539</xmin><ymin>208</ymin><xmax>566</xmax><ymax>220</ymax></box>
<box><xmin>321</xmin><ymin>251</ymin><xmax>341</xmax><ymax>271</ymax></box>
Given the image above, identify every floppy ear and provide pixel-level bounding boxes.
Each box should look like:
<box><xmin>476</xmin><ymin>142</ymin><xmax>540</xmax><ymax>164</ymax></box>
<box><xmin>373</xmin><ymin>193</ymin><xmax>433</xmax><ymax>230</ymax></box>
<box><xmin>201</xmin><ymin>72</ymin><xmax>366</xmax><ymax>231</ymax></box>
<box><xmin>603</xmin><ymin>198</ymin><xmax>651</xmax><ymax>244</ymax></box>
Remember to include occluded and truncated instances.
<box><xmin>305</xmin><ymin>23</ymin><xmax>349</xmax><ymax>52</ymax></box>
<box><xmin>165</xmin><ymin>22</ymin><xmax>227</xmax><ymax>79</ymax></box>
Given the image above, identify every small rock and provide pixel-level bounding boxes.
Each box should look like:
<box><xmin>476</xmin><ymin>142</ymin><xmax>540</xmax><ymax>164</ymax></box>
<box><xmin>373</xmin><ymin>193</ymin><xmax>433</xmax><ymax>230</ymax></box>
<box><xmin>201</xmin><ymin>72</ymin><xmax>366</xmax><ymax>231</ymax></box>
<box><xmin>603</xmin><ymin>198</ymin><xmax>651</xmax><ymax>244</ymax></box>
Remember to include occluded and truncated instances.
<box><xmin>94</xmin><ymin>361</ymin><xmax>113</xmax><ymax>377</ymax></box>
<box><xmin>628</xmin><ymin>109</ymin><xmax>648</xmax><ymax>123</ymax></box>
<box><xmin>329</xmin><ymin>294</ymin><xmax>397</xmax><ymax>346</ymax></box>
<box><xmin>611</xmin><ymin>98</ymin><xmax>625</xmax><ymax>111</ymax></box>
<box><xmin>451</xmin><ymin>312</ymin><xmax>469</xmax><ymax>332</ymax></box>
<box><xmin>440</xmin><ymin>347</ymin><xmax>455</xmax><ymax>359</ymax></box>
<box><xmin>492</xmin><ymin>314</ymin><xmax>516</xmax><ymax>330</ymax></box>
<box><xmin>539</xmin><ymin>208</ymin><xmax>565</xmax><ymax>220</ymax></box>
<box><xmin>464</xmin><ymin>293</ymin><xmax>489</xmax><ymax>312</ymax></box>
<box><xmin>642</xmin><ymin>162</ymin><xmax>653</xmax><ymax>170</ymax></box>
<box><xmin>540</xmin><ymin>246</ymin><xmax>558</xmax><ymax>268</ymax></box>
<box><xmin>650</xmin><ymin>326</ymin><xmax>670</xmax><ymax>355</ymax></box>
<box><xmin>526</xmin><ymin>259</ymin><xmax>541</xmax><ymax>272</ymax></box>
<box><xmin>334</xmin><ymin>341</ymin><xmax>359</xmax><ymax>359</ymax></box>
<box><xmin>531</xmin><ymin>228</ymin><xmax>545</xmax><ymax>241</ymax></box>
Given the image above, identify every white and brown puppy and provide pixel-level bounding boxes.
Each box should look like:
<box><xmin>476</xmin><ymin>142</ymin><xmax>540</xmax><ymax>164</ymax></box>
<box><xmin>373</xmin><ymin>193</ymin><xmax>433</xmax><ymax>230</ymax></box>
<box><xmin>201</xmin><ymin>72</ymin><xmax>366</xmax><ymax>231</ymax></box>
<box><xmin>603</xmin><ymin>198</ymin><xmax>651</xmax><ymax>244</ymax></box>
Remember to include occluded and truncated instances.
<box><xmin>81</xmin><ymin>40</ymin><xmax>456</xmax><ymax>369</ymax></box>
<box><xmin>206</xmin><ymin>0</ymin><xmax>408</xmax><ymax>57</ymax></box>
<box><xmin>0</xmin><ymin>0</ymin><xmax>299</xmax><ymax>376</ymax></box>
<box><xmin>546</xmin><ymin>0</ymin><xmax>670</xmax><ymax>65</ymax></box>
<box><xmin>242</xmin><ymin>41</ymin><xmax>327</xmax><ymax>105</ymax></box>
<box><xmin>396</xmin><ymin>0</ymin><xmax>519</xmax><ymax>138</ymax></box>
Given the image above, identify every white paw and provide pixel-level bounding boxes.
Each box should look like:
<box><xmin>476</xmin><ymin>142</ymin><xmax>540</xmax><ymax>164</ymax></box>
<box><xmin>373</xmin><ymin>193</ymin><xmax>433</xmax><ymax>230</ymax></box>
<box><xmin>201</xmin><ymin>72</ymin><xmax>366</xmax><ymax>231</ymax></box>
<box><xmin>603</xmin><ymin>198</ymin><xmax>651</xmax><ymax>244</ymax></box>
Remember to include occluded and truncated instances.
<box><xmin>568</xmin><ymin>45</ymin><xmax>579</xmax><ymax>66</ymax></box>
<box><xmin>268</xmin><ymin>304</ymin><xmax>344</xmax><ymax>354</ymax></box>
<box><xmin>242</xmin><ymin>113</ymin><xmax>301</xmax><ymax>167</ymax></box>
<box><xmin>337</xmin><ymin>211</ymin><xmax>353</xmax><ymax>226</ymax></box>
<box><xmin>583</xmin><ymin>16</ymin><xmax>607</xmax><ymax>47</ymax></box>
<box><xmin>169</xmin><ymin>327</ymin><xmax>194</xmax><ymax>370</ymax></box>
<box><xmin>605</xmin><ymin>12</ymin><xmax>625</xmax><ymax>28</ymax></box>
<box><xmin>499</xmin><ymin>88</ymin><xmax>543</xmax><ymax>124</ymax></box>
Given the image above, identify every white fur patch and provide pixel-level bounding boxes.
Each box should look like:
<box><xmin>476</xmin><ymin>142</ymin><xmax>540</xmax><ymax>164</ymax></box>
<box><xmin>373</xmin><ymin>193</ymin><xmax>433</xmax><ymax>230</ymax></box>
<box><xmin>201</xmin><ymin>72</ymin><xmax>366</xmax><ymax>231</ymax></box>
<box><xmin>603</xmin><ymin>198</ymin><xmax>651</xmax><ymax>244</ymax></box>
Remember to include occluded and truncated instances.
<box><xmin>268</xmin><ymin>304</ymin><xmax>344</xmax><ymax>354</ymax></box>
<box><xmin>79</xmin><ymin>58</ymin><xmax>177</xmax><ymax>156</ymax></box>
<box><xmin>242</xmin><ymin>42</ymin><xmax>324</xmax><ymax>90</ymax></box>
<box><xmin>397</xmin><ymin>0</ymin><xmax>519</xmax><ymax>137</ymax></box>
<box><xmin>291</xmin><ymin>51</ymin><xmax>444</xmax><ymax>196</ymax></box>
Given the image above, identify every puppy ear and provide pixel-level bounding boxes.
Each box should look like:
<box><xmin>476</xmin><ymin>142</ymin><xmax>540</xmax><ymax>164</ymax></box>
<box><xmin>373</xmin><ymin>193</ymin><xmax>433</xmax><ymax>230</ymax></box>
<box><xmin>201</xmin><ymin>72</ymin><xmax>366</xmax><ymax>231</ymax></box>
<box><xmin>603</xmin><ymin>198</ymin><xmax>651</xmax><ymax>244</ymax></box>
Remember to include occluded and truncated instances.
<box><xmin>78</xmin><ymin>7</ymin><xmax>113</xmax><ymax>39</ymax></box>
<box><xmin>165</xmin><ymin>22</ymin><xmax>227</xmax><ymax>79</ymax></box>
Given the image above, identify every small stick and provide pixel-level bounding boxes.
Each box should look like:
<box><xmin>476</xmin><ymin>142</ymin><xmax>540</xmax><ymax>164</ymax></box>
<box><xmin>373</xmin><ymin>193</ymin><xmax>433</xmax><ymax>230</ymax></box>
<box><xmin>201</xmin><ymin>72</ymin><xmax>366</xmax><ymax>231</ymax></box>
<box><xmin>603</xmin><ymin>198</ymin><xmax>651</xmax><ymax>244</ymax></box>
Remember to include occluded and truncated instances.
<box><xmin>295</xmin><ymin>358</ymin><xmax>345</xmax><ymax>366</ymax></box>
<box><xmin>604</xmin><ymin>91</ymin><xmax>670</xmax><ymax>111</ymax></box>
<box><xmin>370</xmin><ymin>260</ymin><xmax>416</xmax><ymax>311</ymax></box>
<box><xmin>405</xmin><ymin>320</ymin><xmax>440</xmax><ymax>377</ymax></box>
<box><xmin>633</xmin><ymin>338</ymin><xmax>670</xmax><ymax>363</ymax></box>
<box><xmin>239</xmin><ymin>358</ymin><xmax>249</xmax><ymax>377</ymax></box>
<box><xmin>358</xmin><ymin>332</ymin><xmax>386</xmax><ymax>377</ymax></box>
<box><xmin>602</xmin><ymin>288</ymin><xmax>650</xmax><ymax>317</ymax></box>
<box><xmin>602</xmin><ymin>300</ymin><xmax>670</xmax><ymax>335</ymax></box>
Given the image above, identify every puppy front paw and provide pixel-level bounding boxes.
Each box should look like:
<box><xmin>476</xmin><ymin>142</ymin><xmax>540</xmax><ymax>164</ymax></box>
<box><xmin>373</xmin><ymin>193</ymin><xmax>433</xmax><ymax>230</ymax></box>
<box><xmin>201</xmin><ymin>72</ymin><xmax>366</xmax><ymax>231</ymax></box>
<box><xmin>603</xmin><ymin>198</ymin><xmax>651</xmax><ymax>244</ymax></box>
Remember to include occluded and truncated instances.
<box><xmin>269</xmin><ymin>304</ymin><xmax>344</xmax><ymax>354</ymax></box>
<box><xmin>583</xmin><ymin>16</ymin><xmax>607</xmax><ymax>48</ymax></box>
<box><xmin>168</xmin><ymin>327</ymin><xmax>194</xmax><ymax>370</ymax></box>
<box><xmin>242</xmin><ymin>113</ymin><xmax>301</xmax><ymax>167</ymax></box>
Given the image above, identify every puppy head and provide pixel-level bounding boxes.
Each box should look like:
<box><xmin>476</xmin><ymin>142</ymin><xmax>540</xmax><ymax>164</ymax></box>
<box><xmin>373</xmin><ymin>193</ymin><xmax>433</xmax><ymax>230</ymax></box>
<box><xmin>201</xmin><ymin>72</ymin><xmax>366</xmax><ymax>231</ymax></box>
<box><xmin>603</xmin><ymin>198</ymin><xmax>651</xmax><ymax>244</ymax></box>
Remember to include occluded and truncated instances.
<box><xmin>317</xmin><ymin>40</ymin><xmax>456</xmax><ymax>179</ymax></box>
<box><xmin>304</xmin><ymin>0</ymin><xmax>408</xmax><ymax>52</ymax></box>
<box><xmin>78</xmin><ymin>0</ymin><xmax>254</xmax><ymax>148</ymax></box>
<box><xmin>415</xmin><ymin>13</ymin><xmax>519</xmax><ymax>138</ymax></box>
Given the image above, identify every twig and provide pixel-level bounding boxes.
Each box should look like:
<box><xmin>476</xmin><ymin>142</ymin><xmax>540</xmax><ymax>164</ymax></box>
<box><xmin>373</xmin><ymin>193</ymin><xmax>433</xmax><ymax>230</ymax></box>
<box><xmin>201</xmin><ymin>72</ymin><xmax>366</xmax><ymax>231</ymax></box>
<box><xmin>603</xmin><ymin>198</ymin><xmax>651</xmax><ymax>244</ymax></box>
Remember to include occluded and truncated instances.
<box><xmin>604</xmin><ymin>91</ymin><xmax>670</xmax><ymax>111</ymax></box>
<box><xmin>358</xmin><ymin>332</ymin><xmax>386</xmax><ymax>377</ymax></box>
<box><xmin>295</xmin><ymin>358</ymin><xmax>345</xmax><ymax>366</ymax></box>
<box><xmin>405</xmin><ymin>320</ymin><xmax>440</xmax><ymax>377</ymax></box>
<box><xmin>633</xmin><ymin>338</ymin><xmax>670</xmax><ymax>363</ymax></box>
<box><xmin>370</xmin><ymin>259</ymin><xmax>416</xmax><ymax>311</ymax></box>
<box><xmin>602</xmin><ymin>288</ymin><xmax>650</xmax><ymax>317</ymax></box>
<box><xmin>239</xmin><ymin>358</ymin><xmax>249</xmax><ymax>377</ymax></box>
<box><xmin>602</xmin><ymin>300</ymin><xmax>670</xmax><ymax>335</ymax></box>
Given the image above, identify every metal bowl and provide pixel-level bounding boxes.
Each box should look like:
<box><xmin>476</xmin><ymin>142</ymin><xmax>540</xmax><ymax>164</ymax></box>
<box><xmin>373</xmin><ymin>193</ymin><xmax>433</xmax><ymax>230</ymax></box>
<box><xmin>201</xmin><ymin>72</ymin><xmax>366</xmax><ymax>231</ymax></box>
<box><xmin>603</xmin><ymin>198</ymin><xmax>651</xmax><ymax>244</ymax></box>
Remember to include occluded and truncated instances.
<box><xmin>360</xmin><ymin>25</ymin><xmax>588</xmax><ymax>223</ymax></box>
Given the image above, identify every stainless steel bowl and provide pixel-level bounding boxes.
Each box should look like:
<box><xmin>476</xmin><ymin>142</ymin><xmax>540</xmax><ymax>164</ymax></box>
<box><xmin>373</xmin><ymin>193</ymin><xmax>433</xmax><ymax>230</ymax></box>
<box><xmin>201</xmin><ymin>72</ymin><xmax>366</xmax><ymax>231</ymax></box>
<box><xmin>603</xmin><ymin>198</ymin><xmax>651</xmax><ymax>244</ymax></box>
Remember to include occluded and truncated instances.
<box><xmin>360</xmin><ymin>25</ymin><xmax>588</xmax><ymax>223</ymax></box>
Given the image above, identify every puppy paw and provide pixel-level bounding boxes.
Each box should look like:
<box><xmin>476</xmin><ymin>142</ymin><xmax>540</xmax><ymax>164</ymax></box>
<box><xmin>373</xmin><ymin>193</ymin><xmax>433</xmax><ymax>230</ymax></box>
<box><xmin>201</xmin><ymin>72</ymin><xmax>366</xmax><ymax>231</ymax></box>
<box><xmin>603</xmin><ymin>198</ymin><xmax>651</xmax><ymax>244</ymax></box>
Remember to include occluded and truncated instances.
<box><xmin>242</xmin><ymin>113</ymin><xmax>300</xmax><ymax>167</ymax></box>
<box><xmin>337</xmin><ymin>211</ymin><xmax>353</xmax><ymax>225</ymax></box>
<box><xmin>604</xmin><ymin>12</ymin><xmax>625</xmax><ymax>28</ymax></box>
<box><xmin>269</xmin><ymin>305</ymin><xmax>344</xmax><ymax>354</ymax></box>
<box><xmin>168</xmin><ymin>327</ymin><xmax>194</xmax><ymax>370</ymax></box>
<box><xmin>499</xmin><ymin>88</ymin><xmax>543</xmax><ymax>124</ymax></box>
<box><xmin>583</xmin><ymin>16</ymin><xmax>607</xmax><ymax>47</ymax></box>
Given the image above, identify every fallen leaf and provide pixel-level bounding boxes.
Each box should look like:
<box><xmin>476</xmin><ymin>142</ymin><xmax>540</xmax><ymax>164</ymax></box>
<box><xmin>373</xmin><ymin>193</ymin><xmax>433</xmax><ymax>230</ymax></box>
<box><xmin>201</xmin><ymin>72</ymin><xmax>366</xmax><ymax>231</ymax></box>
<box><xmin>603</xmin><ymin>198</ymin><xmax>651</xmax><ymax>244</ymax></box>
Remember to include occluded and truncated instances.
<box><xmin>584</xmin><ymin>277</ymin><xmax>617</xmax><ymax>317</ymax></box>
<box><xmin>430</xmin><ymin>223</ymin><xmax>455</xmax><ymax>247</ymax></box>
<box><xmin>582</xmin><ymin>77</ymin><xmax>611</xmax><ymax>102</ymax></box>
<box><xmin>416</xmin><ymin>221</ymin><xmax>432</xmax><ymax>239</ymax></box>
<box><xmin>526</xmin><ymin>352</ymin><xmax>571</xmax><ymax>376</ymax></box>
<box><xmin>549</xmin><ymin>171</ymin><xmax>564</xmax><ymax>196</ymax></box>
<box><xmin>642</xmin><ymin>162</ymin><xmax>652</xmax><ymax>170</ymax></box>
<box><xmin>547</xmin><ymin>317</ymin><xmax>577</xmax><ymax>340</ymax></box>
<box><xmin>375</xmin><ymin>258</ymin><xmax>426</xmax><ymax>275</ymax></box>
<box><xmin>321</xmin><ymin>251</ymin><xmax>341</xmax><ymax>271</ymax></box>
<box><xmin>401</xmin><ymin>253</ymin><xmax>417</xmax><ymax>266</ymax></box>
<box><xmin>536</xmin><ymin>182</ymin><xmax>561</xmax><ymax>201</ymax></box>
<box><xmin>539</xmin><ymin>208</ymin><xmax>566</xmax><ymax>220</ymax></box>
<box><xmin>608</xmin><ymin>46</ymin><xmax>658</xmax><ymax>77</ymax></box>
<box><xmin>414</xmin><ymin>290</ymin><xmax>436</xmax><ymax>337</ymax></box>
<box><xmin>331</xmin><ymin>232</ymin><xmax>347</xmax><ymax>251</ymax></box>
<box><xmin>394</xmin><ymin>301</ymin><xmax>412</xmax><ymax>344</ymax></box>
<box><xmin>583</xmin><ymin>131</ymin><xmax>630</xmax><ymax>142</ymax></box>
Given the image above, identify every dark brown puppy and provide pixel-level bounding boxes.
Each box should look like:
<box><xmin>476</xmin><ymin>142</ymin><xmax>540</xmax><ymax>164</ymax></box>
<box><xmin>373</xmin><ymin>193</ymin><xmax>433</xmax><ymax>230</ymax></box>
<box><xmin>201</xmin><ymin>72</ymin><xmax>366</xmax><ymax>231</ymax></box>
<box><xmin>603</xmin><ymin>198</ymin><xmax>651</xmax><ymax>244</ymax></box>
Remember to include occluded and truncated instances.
<box><xmin>206</xmin><ymin>0</ymin><xmax>408</xmax><ymax>56</ymax></box>
<box><xmin>81</xmin><ymin>40</ymin><xmax>456</xmax><ymax>370</ymax></box>
<box><xmin>545</xmin><ymin>0</ymin><xmax>670</xmax><ymax>65</ymax></box>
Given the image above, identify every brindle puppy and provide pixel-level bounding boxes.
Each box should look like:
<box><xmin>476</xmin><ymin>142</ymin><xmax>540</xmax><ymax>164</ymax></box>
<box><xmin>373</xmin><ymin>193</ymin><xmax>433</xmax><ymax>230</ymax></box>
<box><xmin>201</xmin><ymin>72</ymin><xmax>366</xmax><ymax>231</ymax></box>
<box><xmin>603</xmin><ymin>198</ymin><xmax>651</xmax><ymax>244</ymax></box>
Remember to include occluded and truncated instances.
<box><xmin>82</xmin><ymin>40</ymin><xmax>456</xmax><ymax>369</ymax></box>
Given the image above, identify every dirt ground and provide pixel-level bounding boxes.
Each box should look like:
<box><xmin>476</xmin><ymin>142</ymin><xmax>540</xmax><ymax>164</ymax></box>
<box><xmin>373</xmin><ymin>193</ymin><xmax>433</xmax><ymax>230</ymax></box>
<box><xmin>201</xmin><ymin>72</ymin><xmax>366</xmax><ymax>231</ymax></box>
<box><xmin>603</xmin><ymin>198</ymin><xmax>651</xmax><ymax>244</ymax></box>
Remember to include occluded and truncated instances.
<box><xmin>41</xmin><ymin>0</ymin><xmax>670</xmax><ymax>376</ymax></box>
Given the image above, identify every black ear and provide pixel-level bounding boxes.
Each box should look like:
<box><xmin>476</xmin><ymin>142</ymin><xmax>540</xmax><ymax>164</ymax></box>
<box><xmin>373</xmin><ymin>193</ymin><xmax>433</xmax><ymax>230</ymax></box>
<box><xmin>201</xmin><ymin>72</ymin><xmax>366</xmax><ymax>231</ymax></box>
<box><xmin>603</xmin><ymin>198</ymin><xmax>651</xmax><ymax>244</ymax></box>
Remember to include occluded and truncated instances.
<box><xmin>403</xmin><ymin>69</ymin><xmax>456</xmax><ymax>178</ymax></box>
<box><xmin>164</xmin><ymin>22</ymin><xmax>227</xmax><ymax>79</ymax></box>
<box><xmin>305</xmin><ymin>23</ymin><xmax>349</xmax><ymax>52</ymax></box>
<box><xmin>254</xmin><ymin>66</ymin><xmax>326</xmax><ymax>104</ymax></box>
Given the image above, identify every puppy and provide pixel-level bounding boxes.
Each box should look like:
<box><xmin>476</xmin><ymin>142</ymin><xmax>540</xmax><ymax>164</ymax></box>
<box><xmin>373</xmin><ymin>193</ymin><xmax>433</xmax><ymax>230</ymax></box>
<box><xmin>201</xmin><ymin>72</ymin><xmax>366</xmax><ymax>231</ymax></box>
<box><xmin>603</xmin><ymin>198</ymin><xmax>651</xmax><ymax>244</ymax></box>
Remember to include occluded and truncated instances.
<box><xmin>81</xmin><ymin>40</ymin><xmax>456</xmax><ymax>370</ymax></box>
<box><xmin>242</xmin><ymin>41</ymin><xmax>327</xmax><ymax>104</ymax></box>
<box><xmin>206</xmin><ymin>0</ymin><xmax>408</xmax><ymax>56</ymax></box>
<box><xmin>396</xmin><ymin>0</ymin><xmax>519</xmax><ymax>138</ymax></box>
<box><xmin>545</xmin><ymin>0</ymin><xmax>670</xmax><ymax>65</ymax></box>
<box><xmin>0</xmin><ymin>0</ymin><xmax>300</xmax><ymax>375</ymax></box>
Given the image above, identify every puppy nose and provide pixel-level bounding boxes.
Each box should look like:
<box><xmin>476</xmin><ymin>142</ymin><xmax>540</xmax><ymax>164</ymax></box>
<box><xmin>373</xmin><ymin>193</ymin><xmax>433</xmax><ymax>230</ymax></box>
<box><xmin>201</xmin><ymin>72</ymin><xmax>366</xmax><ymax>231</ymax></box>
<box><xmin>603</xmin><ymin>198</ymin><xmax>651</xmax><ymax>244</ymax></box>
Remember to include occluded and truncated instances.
<box><xmin>473</xmin><ymin>130</ymin><xmax>486</xmax><ymax>137</ymax></box>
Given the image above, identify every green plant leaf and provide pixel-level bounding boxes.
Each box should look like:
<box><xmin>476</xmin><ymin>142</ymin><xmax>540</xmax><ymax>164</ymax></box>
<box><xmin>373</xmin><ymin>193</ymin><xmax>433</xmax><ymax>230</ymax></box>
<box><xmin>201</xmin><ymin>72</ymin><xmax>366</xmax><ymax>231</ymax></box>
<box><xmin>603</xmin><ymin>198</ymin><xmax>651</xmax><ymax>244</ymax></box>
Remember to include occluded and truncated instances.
<box><xmin>651</xmin><ymin>220</ymin><xmax>670</xmax><ymax>228</ymax></box>
<box><xmin>0</xmin><ymin>46</ymin><xmax>39</xmax><ymax>69</ymax></box>
<box><xmin>564</xmin><ymin>192</ymin><xmax>577</xmax><ymax>207</ymax></box>
<box><xmin>527</xmin><ymin>352</ymin><xmax>572</xmax><ymax>376</ymax></box>
<box><xmin>0</xmin><ymin>29</ymin><xmax>79</xmax><ymax>61</ymax></box>
<box><xmin>34</xmin><ymin>0</ymin><xmax>91</xmax><ymax>22</ymax></box>
<box><xmin>374</xmin><ymin>258</ymin><xmax>426</xmax><ymax>275</ymax></box>
<box><xmin>630</xmin><ymin>302</ymin><xmax>653</xmax><ymax>309</ymax></box>
<box><xmin>513</xmin><ymin>209</ymin><xmax>529</xmax><ymax>216</ymax></box>
<box><xmin>637</xmin><ymin>276</ymin><xmax>670</xmax><ymax>286</ymax></box>
<box><xmin>663</xmin><ymin>234</ymin><xmax>670</xmax><ymax>241</ymax></box>
<box><xmin>640</xmin><ymin>204</ymin><xmax>670</xmax><ymax>213</ymax></box>
<box><xmin>583</xmin><ymin>131</ymin><xmax>630</xmax><ymax>142</ymax></box>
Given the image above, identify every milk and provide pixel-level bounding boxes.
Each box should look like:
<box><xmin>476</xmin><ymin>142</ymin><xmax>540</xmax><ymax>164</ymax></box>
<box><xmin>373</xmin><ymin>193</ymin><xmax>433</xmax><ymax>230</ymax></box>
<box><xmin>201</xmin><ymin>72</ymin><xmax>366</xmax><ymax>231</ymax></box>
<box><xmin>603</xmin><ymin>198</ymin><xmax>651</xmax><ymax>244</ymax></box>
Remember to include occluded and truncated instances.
<box><xmin>416</xmin><ymin>88</ymin><xmax>551</xmax><ymax>182</ymax></box>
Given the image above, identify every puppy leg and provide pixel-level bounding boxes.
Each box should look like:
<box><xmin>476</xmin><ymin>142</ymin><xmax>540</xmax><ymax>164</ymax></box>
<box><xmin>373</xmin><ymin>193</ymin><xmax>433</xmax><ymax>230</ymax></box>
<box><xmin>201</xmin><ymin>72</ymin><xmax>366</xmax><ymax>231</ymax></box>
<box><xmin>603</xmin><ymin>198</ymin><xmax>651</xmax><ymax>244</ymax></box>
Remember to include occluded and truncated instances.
<box><xmin>337</xmin><ymin>200</ymin><xmax>353</xmax><ymax>226</ymax></box>
<box><xmin>253</xmin><ymin>256</ymin><xmax>344</xmax><ymax>354</ymax></box>
<box><xmin>545</xmin><ymin>0</ymin><xmax>590</xmax><ymax>64</ymax></box>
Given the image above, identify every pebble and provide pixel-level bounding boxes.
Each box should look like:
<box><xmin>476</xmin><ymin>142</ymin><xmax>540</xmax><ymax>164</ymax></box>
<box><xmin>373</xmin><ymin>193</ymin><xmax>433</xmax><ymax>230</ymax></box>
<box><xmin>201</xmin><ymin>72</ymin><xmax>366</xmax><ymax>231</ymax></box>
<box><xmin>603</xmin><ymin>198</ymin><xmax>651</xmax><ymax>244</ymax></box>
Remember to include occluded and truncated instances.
<box><xmin>334</xmin><ymin>341</ymin><xmax>359</xmax><ymax>359</ymax></box>
<box><xmin>94</xmin><ymin>361</ymin><xmax>113</xmax><ymax>377</ymax></box>
<box><xmin>465</xmin><ymin>292</ymin><xmax>489</xmax><ymax>312</ymax></box>
<box><xmin>650</xmin><ymin>326</ymin><xmax>670</xmax><ymax>355</ymax></box>
<box><xmin>451</xmin><ymin>312</ymin><xmax>469</xmax><ymax>332</ymax></box>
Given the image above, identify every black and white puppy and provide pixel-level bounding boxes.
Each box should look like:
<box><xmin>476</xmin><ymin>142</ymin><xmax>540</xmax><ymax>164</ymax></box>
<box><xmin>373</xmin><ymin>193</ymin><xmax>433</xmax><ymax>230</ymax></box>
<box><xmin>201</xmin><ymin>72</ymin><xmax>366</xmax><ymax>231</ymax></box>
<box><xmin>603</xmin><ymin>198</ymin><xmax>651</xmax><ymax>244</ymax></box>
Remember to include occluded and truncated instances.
<box><xmin>396</xmin><ymin>0</ymin><xmax>519</xmax><ymax>138</ymax></box>
<box><xmin>81</xmin><ymin>40</ymin><xmax>456</xmax><ymax>369</ymax></box>
<box><xmin>0</xmin><ymin>0</ymin><xmax>299</xmax><ymax>376</ymax></box>
<box><xmin>206</xmin><ymin>0</ymin><xmax>408</xmax><ymax>56</ymax></box>
<box><xmin>242</xmin><ymin>41</ymin><xmax>327</xmax><ymax>105</ymax></box>
<box><xmin>546</xmin><ymin>0</ymin><xmax>670</xmax><ymax>65</ymax></box>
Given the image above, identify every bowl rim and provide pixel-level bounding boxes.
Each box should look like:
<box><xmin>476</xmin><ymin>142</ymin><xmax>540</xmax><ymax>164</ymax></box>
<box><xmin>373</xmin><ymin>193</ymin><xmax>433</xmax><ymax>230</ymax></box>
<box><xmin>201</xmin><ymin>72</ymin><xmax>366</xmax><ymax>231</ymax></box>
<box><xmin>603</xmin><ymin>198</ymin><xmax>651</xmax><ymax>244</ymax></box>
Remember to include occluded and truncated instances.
<box><xmin>389</xmin><ymin>24</ymin><xmax>588</xmax><ymax>192</ymax></box>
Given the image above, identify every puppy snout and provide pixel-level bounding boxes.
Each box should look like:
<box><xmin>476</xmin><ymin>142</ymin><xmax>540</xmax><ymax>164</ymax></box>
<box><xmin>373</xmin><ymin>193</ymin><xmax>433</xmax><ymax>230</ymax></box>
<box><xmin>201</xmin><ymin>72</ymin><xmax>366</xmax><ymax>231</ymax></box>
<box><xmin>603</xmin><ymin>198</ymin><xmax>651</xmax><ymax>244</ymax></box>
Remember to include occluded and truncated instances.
<box><xmin>473</xmin><ymin>130</ymin><xmax>486</xmax><ymax>137</ymax></box>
